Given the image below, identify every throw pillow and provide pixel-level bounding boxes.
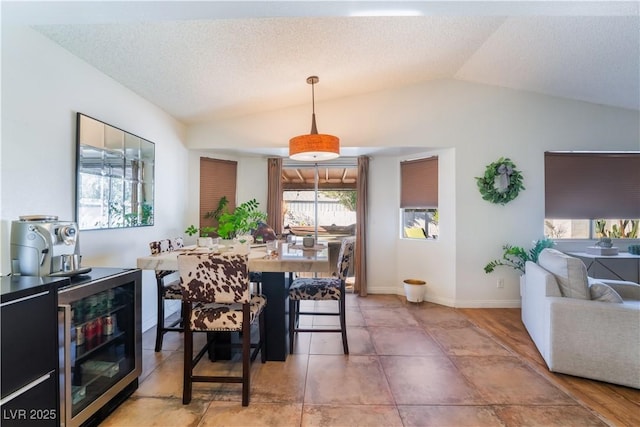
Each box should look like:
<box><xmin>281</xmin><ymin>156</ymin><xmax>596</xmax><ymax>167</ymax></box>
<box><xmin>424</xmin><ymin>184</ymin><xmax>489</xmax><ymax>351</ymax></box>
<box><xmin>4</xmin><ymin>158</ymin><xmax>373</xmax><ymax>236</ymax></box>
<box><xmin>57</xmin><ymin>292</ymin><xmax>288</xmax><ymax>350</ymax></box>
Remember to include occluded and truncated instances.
<box><xmin>538</xmin><ymin>248</ymin><xmax>590</xmax><ymax>299</ymax></box>
<box><xmin>589</xmin><ymin>281</ymin><xmax>624</xmax><ymax>303</ymax></box>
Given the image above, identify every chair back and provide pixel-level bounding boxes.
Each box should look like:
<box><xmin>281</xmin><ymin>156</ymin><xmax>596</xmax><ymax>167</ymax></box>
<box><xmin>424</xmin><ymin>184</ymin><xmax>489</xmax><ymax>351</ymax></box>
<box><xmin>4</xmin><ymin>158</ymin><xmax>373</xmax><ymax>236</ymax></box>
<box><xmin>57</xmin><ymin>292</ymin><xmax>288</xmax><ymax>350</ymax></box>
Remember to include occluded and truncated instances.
<box><xmin>149</xmin><ymin>237</ymin><xmax>184</xmax><ymax>280</ymax></box>
<box><xmin>336</xmin><ymin>237</ymin><xmax>355</xmax><ymax>280</ymax></box>
<box><xmin>178</xmin><ymin>253</ymin><xmax>250</xmax><ymax>304</ymax></box>
<box><xmin>149</xmin><ymin>237</ymin><xmax>184</xmax><ymax>255</ymax></box>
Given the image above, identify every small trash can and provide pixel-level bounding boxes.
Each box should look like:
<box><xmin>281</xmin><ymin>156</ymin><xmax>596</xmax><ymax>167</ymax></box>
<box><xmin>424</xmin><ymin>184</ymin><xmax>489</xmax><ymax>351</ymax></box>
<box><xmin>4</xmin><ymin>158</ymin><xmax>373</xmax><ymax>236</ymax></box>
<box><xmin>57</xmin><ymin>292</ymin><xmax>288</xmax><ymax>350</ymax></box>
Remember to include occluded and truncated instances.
<box><xmin>403</xmin><ymin>279</ymin><xmax>426</xmax><ymax>303</ymax></box>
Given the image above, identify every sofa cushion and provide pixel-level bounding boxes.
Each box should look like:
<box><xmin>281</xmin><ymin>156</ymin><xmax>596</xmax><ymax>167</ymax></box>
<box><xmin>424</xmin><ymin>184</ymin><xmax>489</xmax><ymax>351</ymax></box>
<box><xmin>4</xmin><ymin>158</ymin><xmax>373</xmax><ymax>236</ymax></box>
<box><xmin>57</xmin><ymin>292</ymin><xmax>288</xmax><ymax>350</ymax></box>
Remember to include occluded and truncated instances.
<box><xmin>538</xmin><ymin>248</ymin><xmax>589</xmax><ymax>299</ymax></box>
<box><xmin>589</xmin><ymin>281</ymin><xmax>624</xmax><ymax>303</ymax></box>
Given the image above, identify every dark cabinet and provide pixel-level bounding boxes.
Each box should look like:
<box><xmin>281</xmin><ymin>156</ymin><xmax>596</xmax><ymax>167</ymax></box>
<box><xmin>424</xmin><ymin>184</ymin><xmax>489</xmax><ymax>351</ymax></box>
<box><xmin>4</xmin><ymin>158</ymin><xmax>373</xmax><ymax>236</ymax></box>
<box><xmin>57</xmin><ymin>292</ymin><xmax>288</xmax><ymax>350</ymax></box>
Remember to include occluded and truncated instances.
<box><xmin>1</xmin><ymin>276</ymin><xmax>66</xmax><ymax>427</ymax></box>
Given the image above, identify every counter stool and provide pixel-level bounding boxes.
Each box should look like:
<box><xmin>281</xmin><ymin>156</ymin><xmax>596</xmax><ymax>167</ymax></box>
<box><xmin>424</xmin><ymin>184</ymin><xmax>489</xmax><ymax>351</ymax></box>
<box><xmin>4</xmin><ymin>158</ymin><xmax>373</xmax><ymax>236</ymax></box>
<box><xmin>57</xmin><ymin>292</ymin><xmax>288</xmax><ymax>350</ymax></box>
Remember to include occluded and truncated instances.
<box><xmin>288</xmin><ymin>237</ymin><xmax>355</xmax><ymax>354</ymax></box>
<box><xmin>177</xmin><ymin>252</ymin><xmax>266</xmax><ymax>406</ymax></box>
<box><xmin>149</xmin><ymin>237</ymin><xmax>184</xmax><ymax>352</ymax></box>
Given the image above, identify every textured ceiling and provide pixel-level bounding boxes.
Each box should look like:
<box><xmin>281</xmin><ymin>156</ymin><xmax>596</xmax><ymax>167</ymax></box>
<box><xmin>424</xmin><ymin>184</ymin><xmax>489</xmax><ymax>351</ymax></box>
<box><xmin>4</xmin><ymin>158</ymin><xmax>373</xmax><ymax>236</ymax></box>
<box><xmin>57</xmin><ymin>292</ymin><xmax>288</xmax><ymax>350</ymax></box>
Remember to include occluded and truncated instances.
<box><xmin>4</xmin><ymin>1</ymin><xmax>639</xmax><ymax>127</ymax></box>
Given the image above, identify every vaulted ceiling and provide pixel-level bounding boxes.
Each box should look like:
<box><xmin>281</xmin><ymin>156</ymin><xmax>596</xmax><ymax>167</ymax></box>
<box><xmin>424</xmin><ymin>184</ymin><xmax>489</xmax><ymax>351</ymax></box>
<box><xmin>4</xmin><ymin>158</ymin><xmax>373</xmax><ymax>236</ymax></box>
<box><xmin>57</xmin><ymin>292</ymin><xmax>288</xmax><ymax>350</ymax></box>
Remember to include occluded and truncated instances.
<box><xmin>4</xmin><ymin>1</ymin><xmax>638</xmax><ymax>130</ymax></box>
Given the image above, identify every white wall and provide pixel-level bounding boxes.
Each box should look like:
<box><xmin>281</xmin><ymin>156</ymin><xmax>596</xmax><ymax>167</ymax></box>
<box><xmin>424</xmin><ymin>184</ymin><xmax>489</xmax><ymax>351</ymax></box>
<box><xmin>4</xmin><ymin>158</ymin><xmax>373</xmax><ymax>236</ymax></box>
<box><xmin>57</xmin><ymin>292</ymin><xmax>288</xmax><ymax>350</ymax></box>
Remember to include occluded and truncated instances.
<box><xmin>188</xmin><ymin>79</ymin><xmax>640</xmax><ymax>307</ymax></box>
<box><xmin>3</xmin><ymin>25</ymin><xmax>638</xmax><ymax>310</ymax></box>
<box><xmin>185</xmin><ymin>150</ymin><xmax>268</xmax><ymax>247</ymax></box>
<box><xmin>1</xmin><ymin>26</ymin><xmax>189</xmax><ymax>331</ymax></box>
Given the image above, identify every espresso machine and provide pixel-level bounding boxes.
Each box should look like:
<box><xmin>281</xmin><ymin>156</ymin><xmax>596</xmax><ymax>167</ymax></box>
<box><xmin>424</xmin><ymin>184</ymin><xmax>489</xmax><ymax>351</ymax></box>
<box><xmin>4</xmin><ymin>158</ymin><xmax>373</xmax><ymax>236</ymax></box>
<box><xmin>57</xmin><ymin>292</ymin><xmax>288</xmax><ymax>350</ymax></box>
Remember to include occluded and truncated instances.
<box><xmin>10</xmin><ymin>215</ymin><xmax>91</xmax><ymax>277</ymax></box>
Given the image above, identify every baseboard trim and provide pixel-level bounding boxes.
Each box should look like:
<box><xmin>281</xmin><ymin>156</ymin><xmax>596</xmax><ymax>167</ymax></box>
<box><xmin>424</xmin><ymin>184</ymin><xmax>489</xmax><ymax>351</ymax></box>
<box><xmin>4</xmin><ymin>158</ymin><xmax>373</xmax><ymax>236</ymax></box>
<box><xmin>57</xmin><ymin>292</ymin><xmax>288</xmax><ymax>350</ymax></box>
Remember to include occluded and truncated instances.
<box><xmin>452</xmin><ymin>299</ymin><xmax>522</xmax><ymax>308</ymax></box>
<box><xmin>365</xmin><ymin>288</ymin><xmax>521</xmax><ymax>308</ymax></box>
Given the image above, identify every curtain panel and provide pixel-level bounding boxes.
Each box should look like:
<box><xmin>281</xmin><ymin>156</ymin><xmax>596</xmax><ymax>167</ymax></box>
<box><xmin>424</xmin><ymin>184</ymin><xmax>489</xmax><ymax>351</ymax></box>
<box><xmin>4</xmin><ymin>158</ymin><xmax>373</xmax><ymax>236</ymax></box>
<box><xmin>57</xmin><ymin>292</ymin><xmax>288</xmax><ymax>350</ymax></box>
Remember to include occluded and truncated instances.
<box><xmin>355</xmin><ymin>156</ymin><xmax>369</xmax><ymax>296</ymax></box>
<box><xmin>267</xmin><ymin>157</ymin><xmax>284</xmax><ymax>235</ymax></box>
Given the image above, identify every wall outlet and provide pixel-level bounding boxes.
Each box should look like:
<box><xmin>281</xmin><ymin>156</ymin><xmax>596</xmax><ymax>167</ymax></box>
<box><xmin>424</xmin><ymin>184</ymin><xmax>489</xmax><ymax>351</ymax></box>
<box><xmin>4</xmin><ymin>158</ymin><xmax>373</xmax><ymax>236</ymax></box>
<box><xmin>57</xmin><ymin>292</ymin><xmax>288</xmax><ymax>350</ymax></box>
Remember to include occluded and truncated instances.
<box><xmin>497</xmin><ymin>278</ymin><xmax>504</xmax><ymax>289</ymax></box>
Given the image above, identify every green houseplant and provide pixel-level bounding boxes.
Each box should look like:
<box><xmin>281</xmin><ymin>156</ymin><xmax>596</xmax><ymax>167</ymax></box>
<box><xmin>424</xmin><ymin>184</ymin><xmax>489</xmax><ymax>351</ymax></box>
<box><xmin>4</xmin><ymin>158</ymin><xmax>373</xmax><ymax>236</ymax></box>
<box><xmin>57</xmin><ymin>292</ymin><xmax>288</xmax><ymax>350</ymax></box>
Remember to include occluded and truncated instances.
<box><xmin>484</xmin><ymin>237</ymin><xmax>555</xmax><ymax>274</ymax></box>
<box><xmin>185</xmin><ymin>198</ymin><xmax>267</xmax><ymax>239</ymax></box>
<box><xmin>184</xmin><ymin>196</ymin><xmax>230</xmax><ymax>237</ymax></box>
<box><xmin>216</xmin><ymin>199</ymin><xmax>267</xmax><ymax>239</ymax></box>
<box><xmin>184</xmin><ymin>224</ymin><xmax>216</xmax><ymax>237</ymax></box>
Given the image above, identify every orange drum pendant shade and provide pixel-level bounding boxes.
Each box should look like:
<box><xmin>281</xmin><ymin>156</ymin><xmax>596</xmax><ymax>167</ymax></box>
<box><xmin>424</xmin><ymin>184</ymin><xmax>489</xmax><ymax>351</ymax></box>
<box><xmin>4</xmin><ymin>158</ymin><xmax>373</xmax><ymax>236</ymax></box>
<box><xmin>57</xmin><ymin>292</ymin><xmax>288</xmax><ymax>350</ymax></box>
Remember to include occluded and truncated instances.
<box><xmin>289</xmin><ymin>76</ymin><xmax>340</xmax><ymax>161</ymax></box>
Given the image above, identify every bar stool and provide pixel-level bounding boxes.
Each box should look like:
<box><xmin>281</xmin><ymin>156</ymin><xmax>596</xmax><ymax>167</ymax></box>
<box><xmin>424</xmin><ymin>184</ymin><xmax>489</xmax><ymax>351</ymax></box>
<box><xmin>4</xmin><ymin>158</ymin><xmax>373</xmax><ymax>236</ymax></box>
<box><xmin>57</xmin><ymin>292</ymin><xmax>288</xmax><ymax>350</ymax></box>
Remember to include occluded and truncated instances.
<box><xmin>177</xmin><ymin>252</ymin><xmax>267</xmax><ymax>406</ymax></box>
<box><xmin>149</xmin><ymin>237</ymin><xmax>184</xmax><ymax>352</ymax></box>
<box><xmin>288</xmin><ymin>237</ymin><xmax>355</xmax><ymax>354</ymax></box>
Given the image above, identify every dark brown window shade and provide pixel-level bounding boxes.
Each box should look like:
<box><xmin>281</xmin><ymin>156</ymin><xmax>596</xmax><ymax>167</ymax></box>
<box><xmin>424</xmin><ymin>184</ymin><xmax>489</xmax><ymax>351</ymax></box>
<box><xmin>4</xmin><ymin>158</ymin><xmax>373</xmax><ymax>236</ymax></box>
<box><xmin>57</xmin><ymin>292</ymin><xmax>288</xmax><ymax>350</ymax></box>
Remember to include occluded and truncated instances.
<box><xmin>200</xmin><ymin>158</ymin><xmax>237</xmax><ymax>231</ymax></box>
<box><xmin>400</xmin><ymin>156</ymin><xmax>438</xmax><ymax>208</ymax></box>
<box><xmin>545</xmin><ymin>152</ymin><xmax>640</xmax><ymax>219</ymax></box>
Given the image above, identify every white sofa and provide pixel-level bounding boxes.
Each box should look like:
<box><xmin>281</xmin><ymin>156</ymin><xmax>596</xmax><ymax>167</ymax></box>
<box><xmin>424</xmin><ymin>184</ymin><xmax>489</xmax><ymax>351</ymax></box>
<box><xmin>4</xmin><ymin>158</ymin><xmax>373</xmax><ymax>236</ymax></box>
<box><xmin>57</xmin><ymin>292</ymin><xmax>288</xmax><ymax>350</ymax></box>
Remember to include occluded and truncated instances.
<box><xmin>522</xmin><ymin>248</ymin><xmax>640</xmax><ymax>389</ymax></box>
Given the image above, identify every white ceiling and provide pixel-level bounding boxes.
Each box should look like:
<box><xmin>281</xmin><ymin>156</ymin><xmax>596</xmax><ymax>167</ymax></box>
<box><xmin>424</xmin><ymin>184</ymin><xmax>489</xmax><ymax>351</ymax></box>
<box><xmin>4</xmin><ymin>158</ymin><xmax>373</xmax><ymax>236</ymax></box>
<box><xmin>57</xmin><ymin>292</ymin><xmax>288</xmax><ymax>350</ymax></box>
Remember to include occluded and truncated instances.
<box><xmin>3</xmin><ymin>1</ymin><xmax>639</xmax><ymax>130</ymax></box>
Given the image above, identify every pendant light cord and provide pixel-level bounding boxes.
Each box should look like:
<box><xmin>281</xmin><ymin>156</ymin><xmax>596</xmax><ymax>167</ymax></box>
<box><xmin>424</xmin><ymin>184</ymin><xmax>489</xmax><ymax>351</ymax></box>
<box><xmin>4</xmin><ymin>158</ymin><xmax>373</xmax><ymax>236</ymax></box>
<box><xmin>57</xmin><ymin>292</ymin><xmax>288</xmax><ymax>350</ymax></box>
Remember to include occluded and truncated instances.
<box><xmin>311</xmin><ymin>80</ymin><xmax>316</xmax><ymax>115</ymax></box>
<box><xmin>309</xmin><ymin>79</ymin><xmax>318</xmax><ymax>135</ymax></box>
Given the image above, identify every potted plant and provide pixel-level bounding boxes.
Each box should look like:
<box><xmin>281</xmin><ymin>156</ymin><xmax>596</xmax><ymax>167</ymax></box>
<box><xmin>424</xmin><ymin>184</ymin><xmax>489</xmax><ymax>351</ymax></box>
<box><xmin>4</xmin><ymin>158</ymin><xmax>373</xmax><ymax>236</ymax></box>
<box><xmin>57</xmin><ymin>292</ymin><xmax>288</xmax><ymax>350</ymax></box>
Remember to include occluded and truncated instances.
<box><xmin>216</xmin><ymin>199</ymin><xmax>267</xmax><ymax>240</ymax></box>
<box><xmin>484</xmin><ymin>237</ymin><xmax>555</xmax><ymax>274</ymax></box>
<box><xmin>184</xmin><ymin>197</ymin><xmax>267</xmax><ymax>240</ymax></box>
<box><xmin>184</xmin><ymin>225</ymin><xmax>217</xmax><ymax>237</ymax></box>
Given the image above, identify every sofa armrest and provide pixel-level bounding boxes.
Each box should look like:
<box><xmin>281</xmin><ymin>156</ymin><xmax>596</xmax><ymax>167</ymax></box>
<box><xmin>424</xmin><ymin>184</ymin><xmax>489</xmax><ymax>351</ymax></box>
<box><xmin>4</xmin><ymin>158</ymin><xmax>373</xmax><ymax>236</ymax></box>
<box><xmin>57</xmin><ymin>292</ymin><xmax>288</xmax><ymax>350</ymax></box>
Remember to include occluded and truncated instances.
<box><xmin>525</xmin><ymin>261</ymin><xmax>562</xmax><ymax>297</ymax></box>
<box><xmin>548</xmin><ymin>297</ymin><xmax>640</xmax><ymax>388</ymax></box>
<box><xmin>522</xmin><ymin>261</ymin><xmax>560</xmax><ymax>363</ymax></box>
<box><xmin>588</xmin><ymin>277</ymin><xmax>640</xmax><ymax>300</ymax></box>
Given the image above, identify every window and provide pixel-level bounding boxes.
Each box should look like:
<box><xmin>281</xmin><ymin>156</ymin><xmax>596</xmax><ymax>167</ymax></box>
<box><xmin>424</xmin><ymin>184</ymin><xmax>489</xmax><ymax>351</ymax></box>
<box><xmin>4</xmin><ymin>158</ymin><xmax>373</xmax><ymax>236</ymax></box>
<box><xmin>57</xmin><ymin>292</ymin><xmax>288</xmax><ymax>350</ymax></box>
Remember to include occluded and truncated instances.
<box><xmin>400</xmin><ymin>156</ymin><xmax>438</xmax><ymax>239</ymax></box>
<box><xmin>544</xmin><ymin>151</ymin><xmax>640</xmax><ymax>239</ymax></box>
<box><xmin>545</xmin><ymin>219</ymin><xmax>639</xmax><ymax>239</ymax></box>
<box><xmin>281</xmin><ymin>158</ymin><xmax>357</xmax><ymax>236</ymax></box>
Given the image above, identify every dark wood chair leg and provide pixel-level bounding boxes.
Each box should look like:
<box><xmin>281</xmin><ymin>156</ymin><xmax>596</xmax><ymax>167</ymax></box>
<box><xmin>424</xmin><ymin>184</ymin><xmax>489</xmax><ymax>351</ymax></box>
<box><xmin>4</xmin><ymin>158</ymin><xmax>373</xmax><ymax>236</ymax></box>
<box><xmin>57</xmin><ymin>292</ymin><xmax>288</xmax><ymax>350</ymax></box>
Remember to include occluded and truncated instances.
<box><xmin>155</xmin><ymin>286</ymin><xmax>165</xmax><ymax>352</ymax></box>
<box><xmin>183</xmin><ymin>305</ymin><xmax>193</xmax><ymax>404</ymax></box>
<box><xmin>242</xmin><ymin>305</ymin><xmax>250</xmax><ymax>407</ymax></box>
<box><xmin>179</xmin><ymin>303</ymin><xmax>185</xmax><ymax>328</ymax></box>
<box><xmin>340</xmin><ymin>296</ymin><xmax>349</xmax><ymax>354</ymax></box>
<box><xmin>289</xmin><ymin>299</ymin><xmax>296</xmax><ymax>354</ymax></box>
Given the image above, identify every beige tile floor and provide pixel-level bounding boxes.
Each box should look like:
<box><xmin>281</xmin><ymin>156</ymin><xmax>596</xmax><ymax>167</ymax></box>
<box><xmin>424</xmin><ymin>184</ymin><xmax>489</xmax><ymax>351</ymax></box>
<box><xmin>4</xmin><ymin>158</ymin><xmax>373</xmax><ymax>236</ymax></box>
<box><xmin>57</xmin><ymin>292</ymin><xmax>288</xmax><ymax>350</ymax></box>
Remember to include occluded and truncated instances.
<box><xmin>102</xmin><ymin>294</ymin><xmax>609</xmax><ymax>427</ymax></box>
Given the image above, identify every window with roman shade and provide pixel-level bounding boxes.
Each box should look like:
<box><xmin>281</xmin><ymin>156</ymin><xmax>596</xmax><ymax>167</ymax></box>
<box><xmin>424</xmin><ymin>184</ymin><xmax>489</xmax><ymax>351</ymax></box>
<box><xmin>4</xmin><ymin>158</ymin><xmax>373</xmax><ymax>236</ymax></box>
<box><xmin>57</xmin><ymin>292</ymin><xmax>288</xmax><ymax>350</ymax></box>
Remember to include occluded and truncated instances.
<box><xmin>545</xmin><ymin>152</ymin><xmax>640</xmax><ymax>219</ymax></box>
<box><xmin>200</xmin><ymin>158</ymin><xmax>237</xmax><ymax>233</ymax></box>
<box><xmin>400</xmin><ymin>156</ymin><xmax>439</xmax><ymax>239</ymax></box>
<box><xmin>401</xmin><ymin>157</ymin><xmax>438</xmax><ymax>208</ymax></box>
<box><xmin>544</xmin><ymin>151</ymin><xmax>640</xmax><ymax>239</ymax></box>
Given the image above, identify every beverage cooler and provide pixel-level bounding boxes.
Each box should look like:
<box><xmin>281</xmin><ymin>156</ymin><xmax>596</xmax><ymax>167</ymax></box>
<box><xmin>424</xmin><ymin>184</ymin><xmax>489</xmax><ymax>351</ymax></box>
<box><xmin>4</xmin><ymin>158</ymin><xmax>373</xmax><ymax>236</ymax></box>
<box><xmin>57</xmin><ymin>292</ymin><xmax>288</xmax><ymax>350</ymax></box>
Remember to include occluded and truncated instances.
<box><xmin>58</xmin><ymin>268</ymin><xmax>141</xmax><ymax>427</ymax></box>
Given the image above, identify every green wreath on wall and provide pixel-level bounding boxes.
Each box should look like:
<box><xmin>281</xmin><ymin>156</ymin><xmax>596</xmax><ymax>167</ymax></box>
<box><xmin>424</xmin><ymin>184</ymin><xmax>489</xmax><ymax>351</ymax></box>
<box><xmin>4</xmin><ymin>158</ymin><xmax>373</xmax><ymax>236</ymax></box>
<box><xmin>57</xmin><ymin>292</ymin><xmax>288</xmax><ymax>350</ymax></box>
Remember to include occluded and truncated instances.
<box><xmin>475</xmin><ymin>157</ymin><xmax>525</xmax><ymax>205</ymax></box>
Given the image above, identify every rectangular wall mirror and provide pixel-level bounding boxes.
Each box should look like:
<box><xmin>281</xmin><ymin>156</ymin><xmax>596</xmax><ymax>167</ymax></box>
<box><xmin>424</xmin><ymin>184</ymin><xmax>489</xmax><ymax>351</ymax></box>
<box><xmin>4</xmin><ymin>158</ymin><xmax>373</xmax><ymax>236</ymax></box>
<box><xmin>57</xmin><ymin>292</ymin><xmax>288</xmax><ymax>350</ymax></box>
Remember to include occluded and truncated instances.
<box><xmin>76</xmin><ymin>113</ymin><xmax>155</xmax><ymax>230</ymax></box>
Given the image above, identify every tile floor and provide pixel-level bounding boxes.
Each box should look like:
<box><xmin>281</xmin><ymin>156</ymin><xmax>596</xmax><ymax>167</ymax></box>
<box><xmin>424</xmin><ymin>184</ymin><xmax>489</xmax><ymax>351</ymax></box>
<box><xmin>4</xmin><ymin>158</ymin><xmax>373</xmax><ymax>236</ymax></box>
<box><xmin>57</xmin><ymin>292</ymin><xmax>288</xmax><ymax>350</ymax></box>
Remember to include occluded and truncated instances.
<box><xmin>102</xmin><ymin>294</ymin><xmax>609</xmax><ymax>426</ymax></box>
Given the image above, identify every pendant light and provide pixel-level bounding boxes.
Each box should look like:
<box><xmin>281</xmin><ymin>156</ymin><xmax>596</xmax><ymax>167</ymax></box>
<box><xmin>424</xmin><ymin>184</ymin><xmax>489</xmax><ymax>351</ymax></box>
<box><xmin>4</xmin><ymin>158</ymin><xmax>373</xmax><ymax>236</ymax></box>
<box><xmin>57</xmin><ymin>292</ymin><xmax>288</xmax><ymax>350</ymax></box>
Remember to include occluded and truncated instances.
<box><xmin>289</xmin><ymin>76</ymin><xmax>340</xmax><ymax>161</ymax></box>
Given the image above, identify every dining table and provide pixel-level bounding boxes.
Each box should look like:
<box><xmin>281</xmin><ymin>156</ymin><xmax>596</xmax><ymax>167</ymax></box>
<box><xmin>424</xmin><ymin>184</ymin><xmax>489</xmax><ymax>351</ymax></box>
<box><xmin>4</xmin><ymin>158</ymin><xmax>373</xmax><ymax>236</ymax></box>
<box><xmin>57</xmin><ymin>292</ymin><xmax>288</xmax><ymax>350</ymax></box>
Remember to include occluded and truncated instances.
<box><xmin>136</xmin><ymin>241</ymin><xmax>330</xmax><ymax>361</ymax></box>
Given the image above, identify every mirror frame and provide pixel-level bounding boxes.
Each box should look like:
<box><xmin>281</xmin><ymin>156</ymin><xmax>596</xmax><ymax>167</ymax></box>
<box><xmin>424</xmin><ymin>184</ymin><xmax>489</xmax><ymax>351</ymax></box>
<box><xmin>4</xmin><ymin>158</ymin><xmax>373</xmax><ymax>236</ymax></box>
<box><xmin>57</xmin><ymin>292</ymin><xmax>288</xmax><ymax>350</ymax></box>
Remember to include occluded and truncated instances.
<box><xmin>75</xmin><ymin>113</ymin><xmax>155</xmax><ymax>230</ymax></box>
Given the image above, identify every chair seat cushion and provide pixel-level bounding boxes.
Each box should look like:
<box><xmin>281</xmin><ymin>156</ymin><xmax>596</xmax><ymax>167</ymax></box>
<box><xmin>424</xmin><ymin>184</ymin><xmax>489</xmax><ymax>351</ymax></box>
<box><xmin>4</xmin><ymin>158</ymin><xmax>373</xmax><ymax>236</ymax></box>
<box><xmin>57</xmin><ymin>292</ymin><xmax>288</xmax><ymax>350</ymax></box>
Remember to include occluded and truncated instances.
<box><xmin>189</xmin><ymin>294</ymin><xmax>267</xmax><ymax>331</ymax></box>
<box><xmin>162</xmin><ymin>281</ymin><xmax>183</xmax><ymax>300</ymax></box>
<box><xmin>289</xmin><ymin>277</ymin><xmax>341</xmax><ymax>301</ymax></box>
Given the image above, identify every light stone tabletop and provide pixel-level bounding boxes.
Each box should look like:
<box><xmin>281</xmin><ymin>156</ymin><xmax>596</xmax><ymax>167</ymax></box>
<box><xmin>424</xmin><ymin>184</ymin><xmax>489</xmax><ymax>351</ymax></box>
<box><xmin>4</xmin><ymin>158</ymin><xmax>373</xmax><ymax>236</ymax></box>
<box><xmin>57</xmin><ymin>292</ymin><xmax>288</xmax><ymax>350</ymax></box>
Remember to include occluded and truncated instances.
<box><xmin>136</xmin><ymin>242</ymin><xmax>329</xmax><ymax>274</ymax></box>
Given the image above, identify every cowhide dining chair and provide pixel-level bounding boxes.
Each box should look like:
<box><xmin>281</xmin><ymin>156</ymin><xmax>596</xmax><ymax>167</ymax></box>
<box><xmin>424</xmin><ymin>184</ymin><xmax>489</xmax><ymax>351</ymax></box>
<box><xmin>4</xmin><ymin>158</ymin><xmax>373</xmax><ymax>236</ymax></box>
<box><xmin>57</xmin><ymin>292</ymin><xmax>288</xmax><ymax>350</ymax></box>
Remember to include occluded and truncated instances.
<box><xmin>288</xmin><ymin>237</ymin><xmax>355</xmax><ymax>354</ymax></box>
<box><xmin>177</xmin><ymin>252</ymin><xmax>267</xmax><ymax>406</ymax></box>
<box><xmin>149</xmin><ymin>237</ymin><xmax>185</xmax><ymax>352</ymax></box>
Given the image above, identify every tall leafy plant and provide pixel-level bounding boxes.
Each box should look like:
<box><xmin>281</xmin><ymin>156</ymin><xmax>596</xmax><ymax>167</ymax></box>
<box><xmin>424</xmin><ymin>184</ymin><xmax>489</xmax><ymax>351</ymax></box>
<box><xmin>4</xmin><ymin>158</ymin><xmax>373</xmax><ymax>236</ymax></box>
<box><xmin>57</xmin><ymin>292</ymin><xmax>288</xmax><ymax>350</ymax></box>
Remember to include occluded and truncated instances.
<box><xmin>185</xmin><ymin>196</ymin><xmax>266</xmax><ymax>238</ymax></box>
<box><xmin>484</xmin><ymin>238</ymin><xmax>555</xmax><ymax>274</ymax></box>
<box><xmin>216</xmin><ymin>199</ymin><xmax>267</xmax><ymax>239</ymax></box>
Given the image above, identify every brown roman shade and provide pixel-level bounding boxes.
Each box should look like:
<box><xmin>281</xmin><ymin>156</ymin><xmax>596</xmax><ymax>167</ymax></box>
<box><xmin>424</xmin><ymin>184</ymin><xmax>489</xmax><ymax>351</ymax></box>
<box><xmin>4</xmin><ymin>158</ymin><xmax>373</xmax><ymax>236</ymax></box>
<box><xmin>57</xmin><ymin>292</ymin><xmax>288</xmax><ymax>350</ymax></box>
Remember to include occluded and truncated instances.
<box><xmin>544</xmin><ymin>151</ymin><xmax>640</xmax><ymax>219</ymax></box>
<box><xmin>400</xmin><ymin>156</ymin><xmax>438</xmax><ymax>208</ymax></box>
<box><xmin>200</xmin><ymin>158</ymin><xmax>237</xmax><ymax>231</ymax></box>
